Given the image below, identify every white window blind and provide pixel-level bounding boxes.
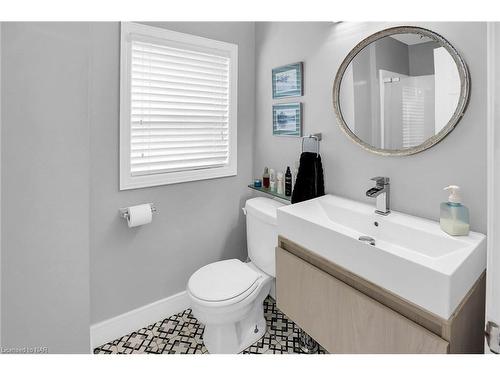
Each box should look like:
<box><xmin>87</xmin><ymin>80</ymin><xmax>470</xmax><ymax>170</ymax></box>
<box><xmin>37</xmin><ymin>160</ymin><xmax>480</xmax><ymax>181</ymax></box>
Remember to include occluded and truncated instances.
<box><xmin>402</xmin><ymin>85</ymin><xmax>425</xmax><ymax>148</ymax></box>
<box><xmin>120</xmin><ymin>23</ymin><xmax>237</xmax><ymax>189</ymax></box>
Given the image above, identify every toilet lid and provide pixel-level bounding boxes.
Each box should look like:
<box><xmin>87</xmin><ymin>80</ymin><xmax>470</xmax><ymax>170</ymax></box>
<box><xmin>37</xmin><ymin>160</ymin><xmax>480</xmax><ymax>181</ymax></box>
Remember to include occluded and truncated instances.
<box><xmin>188</xmin><ymin>259</ymin><xmax>260</xmax><ymax>302</ymax></box>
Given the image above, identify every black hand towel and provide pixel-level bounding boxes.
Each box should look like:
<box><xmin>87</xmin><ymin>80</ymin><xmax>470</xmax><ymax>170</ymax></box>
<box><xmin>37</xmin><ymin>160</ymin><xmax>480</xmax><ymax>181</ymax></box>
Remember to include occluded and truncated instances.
<box><xmin>291</xmin><ymin>152</ymin><xmax>325</xmax><ymax>204</ymax></box>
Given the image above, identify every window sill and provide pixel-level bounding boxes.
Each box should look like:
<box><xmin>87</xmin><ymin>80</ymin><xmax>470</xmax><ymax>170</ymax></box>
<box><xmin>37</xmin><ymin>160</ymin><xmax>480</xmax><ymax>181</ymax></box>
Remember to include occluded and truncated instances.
<box><xmin>120</xmin><ymin>165</ymin><xmax>237</xmax><ymax>190</ymax></box>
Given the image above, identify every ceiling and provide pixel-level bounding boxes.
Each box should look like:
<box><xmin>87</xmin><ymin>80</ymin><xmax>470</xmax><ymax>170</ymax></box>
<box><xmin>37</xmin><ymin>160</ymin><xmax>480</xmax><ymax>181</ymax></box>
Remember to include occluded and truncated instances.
<box><xmin>390</xmin><ymin>34</ymin><xmax>434</xmax><ymax>45</ymax></box>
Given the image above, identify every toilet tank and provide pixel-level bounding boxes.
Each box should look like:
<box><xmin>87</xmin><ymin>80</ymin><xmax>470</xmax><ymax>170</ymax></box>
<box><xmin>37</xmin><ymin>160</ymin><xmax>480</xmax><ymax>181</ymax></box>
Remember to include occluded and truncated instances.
<box><xmin>245</xmin><ymin>197</ymin><xmax>285</xmax><ymax>277</ymax></box>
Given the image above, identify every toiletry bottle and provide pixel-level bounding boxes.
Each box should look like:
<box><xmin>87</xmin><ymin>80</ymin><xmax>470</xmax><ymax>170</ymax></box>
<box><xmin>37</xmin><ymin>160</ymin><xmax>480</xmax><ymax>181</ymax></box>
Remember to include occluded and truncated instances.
<box><xmin>277</xmin><ymin>172</ymin><xmax>284</xmax><ymax>195</ymax></box>
<box><xmin>263</xmin><ymin>167</ymin><xmax>270</xmax><ymax>189</ymax></box>
<box><xmin>440</xmin><ymin>185</ymin><xmax>470</xmax><ymax>236</ymax></box>
<box><xmin>285</xmin><ymin>166</ymin><xmax>292</xmax><ymax>196</ymax></box>
<box><xmin>269</xmin><ymin>169</ymin><xmax>276</xmax><ymax>192</ymax></box>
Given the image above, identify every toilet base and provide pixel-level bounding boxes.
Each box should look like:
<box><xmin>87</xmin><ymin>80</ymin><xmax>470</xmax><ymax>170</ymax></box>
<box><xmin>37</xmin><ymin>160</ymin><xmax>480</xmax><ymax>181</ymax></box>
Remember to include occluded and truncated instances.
<box><xmin>202</xmin><ymin>294</ymin><xmax>268</xmax><ymax>354</ymax></box>
<box><xmin>203</xmin><ymin>317</ymin><xmax>267</xmax><ymax>354</ymax></box>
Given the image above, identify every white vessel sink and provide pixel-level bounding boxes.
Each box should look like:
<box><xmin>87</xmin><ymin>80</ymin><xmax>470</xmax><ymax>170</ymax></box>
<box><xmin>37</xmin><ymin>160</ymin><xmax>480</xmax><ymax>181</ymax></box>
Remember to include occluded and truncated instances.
<box><xmin>277</xmin><ymin>194</ymin><xmax>486</xmax><ymax>319</ymax></box>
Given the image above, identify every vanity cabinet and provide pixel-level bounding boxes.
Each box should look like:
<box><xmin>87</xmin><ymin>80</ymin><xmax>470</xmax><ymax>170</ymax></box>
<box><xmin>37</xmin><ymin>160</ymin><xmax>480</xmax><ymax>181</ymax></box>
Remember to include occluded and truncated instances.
<box><xmin>275</xmin><ymin>236</ymin><xmax>486</xmax><ymax>354</ymax></box>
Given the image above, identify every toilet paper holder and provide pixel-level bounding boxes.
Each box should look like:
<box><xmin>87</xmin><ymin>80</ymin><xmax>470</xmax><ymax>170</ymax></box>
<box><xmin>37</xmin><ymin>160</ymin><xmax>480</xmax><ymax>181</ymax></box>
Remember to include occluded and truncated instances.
<box><xmin>119</xmin><ymin>203</ymin><xmax>158</xmax><ymax>221</ymax></box>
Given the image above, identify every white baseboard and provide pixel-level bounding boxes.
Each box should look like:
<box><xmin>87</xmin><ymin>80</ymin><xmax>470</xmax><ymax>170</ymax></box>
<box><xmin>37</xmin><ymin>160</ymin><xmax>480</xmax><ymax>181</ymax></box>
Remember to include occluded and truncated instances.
<box><xmin>90</xmin><ymin>291</ymin><xmax>190</xmax><ymax>350</ymax></box>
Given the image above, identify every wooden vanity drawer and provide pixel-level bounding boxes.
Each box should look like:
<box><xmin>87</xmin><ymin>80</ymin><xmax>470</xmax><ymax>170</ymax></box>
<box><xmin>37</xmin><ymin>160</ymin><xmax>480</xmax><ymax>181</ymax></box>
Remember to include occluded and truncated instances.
<box><xmin>276</xmin><ymin>247</ymin><xmax>449</xmax><ymax>354</ymax></box>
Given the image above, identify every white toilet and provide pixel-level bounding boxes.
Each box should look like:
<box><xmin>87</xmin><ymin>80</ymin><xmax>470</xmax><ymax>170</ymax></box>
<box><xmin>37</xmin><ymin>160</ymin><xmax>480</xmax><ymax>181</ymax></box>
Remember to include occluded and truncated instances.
<box><xmin>187</xmin><ymin>197</ymin><xmax>285</xmax><ymax>354</ymax></box>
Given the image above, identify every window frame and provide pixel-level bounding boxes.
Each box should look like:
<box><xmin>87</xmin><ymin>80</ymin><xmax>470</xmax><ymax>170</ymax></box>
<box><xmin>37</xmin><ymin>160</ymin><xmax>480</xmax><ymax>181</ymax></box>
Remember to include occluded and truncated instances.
<box><xmin>119</xmin><ymin>22</ymin><xmax>238</xmax><ymax>190</ymax></box>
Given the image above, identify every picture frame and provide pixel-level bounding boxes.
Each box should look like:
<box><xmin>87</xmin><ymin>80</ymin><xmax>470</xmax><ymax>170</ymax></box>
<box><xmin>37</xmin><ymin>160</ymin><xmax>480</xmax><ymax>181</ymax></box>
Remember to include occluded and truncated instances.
<box><xmin>272</xmin><ymin>62</ymin><xmax>303</xmax><ymax>99</ymax></box>
<box><xmin>272</xmin><ymin>103</ymin><xmax>302</xmax><ymax>137</ymax></box>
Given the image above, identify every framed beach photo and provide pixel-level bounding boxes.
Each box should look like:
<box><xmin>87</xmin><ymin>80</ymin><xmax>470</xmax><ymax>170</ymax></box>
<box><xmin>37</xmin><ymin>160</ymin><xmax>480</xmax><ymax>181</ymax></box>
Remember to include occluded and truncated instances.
<box><xmin>272</xmin><ymin>62</ymin><xmax>303</xmax><ymax>99</ymax></box>
<box><xmin>272</xmin><ymin>103</ymin><xmax>302</xmax><ymax>137</ymax></box>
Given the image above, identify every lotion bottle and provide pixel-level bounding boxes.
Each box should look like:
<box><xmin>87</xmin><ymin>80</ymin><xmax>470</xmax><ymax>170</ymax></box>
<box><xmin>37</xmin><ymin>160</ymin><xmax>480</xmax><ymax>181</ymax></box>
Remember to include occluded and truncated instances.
<box><xmin>440</xmin><ymin>185</ymin><xmax>470</xmax><ymax>236</ymax></box>
<box><xmin>269</xmin><ymin>169</ymin><xmax>276</xmax><ymax>192</ymax></box>
<box><xmin>277</xmin><ymin>172</ymin><xmax>284</xmax><ymax>195</ymax></box>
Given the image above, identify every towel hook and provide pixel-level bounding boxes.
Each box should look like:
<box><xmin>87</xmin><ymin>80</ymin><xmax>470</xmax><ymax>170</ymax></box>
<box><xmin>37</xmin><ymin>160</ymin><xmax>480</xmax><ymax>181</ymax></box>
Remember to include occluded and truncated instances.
<box><xmin>301</xmin><ymin>133</ymin><xmax>322</xmax><ymax>157</ymax></box>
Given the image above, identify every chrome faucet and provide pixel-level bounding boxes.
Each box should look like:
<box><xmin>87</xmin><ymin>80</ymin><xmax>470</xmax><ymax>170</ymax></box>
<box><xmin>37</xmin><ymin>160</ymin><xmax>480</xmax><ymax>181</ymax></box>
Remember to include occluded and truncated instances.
<box><xmin>366</xmin><ymin>177</ymin><xmax>390</xmax><ymax>215</ymax></box>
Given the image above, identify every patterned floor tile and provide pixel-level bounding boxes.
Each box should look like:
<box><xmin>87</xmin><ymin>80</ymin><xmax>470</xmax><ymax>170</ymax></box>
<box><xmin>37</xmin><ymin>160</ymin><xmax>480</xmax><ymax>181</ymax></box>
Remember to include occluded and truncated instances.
<box><xmin>241</xmin><ymin>329</ymin><xmax>274</xmax><ymax>354</ymax></box>
<box><xmin>94</xmin><ymin>296</ymin><xmax>327</xmax><ymax>355</ymax></box>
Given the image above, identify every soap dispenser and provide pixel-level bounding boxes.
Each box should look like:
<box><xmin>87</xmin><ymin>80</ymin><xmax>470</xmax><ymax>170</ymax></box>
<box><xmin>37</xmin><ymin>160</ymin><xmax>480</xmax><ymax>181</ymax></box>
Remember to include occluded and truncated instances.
<box><xmin>440</xmin><ymin>185</ymin><xmax>470</xmax><ymax>236</ymax></box>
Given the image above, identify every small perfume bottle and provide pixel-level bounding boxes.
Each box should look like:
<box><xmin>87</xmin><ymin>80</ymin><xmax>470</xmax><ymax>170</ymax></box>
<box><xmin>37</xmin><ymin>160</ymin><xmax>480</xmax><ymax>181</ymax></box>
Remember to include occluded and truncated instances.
<box><xmin>263</xmin><ymin>167</ymin><xmax>270</xmax><ymax>189</ymax></box>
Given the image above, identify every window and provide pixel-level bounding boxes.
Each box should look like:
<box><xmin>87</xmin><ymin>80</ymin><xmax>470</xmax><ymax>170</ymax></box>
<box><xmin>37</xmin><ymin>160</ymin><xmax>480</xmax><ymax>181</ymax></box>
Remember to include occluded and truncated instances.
<box><xmin>120</xmin><ymin>23</ymin><xmax>238</xmax><ymax>190</ymax></box>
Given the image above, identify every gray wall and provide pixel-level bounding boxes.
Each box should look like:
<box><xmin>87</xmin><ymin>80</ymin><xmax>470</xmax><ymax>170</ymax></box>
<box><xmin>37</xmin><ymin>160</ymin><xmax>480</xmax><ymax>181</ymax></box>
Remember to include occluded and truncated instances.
<box><xmin>89</xmin><ymin>22</ymin><xmax>255</xmax><ymax>324</ymax></box>
<box><xmin>1</xmin><ymin>23</ymin><xmax>91</xmax><ymax>353</ymax></box>
<box><xmin>375</xmin><ymin>37</ymin><xmax>410</xmax><ymax>76</ymax></box>
<box><xmin>254</xmin><ymin>22</ymin><xmax>487</xmax><ymax>233</ymax></box>
<box><xmin>409</xmin><ymin>41</ymin><xmax>439</xmax><ymax>76</ymax></box>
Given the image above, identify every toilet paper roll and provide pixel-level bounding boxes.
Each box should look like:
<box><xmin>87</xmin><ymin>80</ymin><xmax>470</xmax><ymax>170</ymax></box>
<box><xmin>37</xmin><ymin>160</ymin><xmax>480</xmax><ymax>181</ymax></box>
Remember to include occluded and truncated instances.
<box><xmin>127</xmin><ymin>204</ymin><xmax>153</xmax><ymax>228</ymax></box>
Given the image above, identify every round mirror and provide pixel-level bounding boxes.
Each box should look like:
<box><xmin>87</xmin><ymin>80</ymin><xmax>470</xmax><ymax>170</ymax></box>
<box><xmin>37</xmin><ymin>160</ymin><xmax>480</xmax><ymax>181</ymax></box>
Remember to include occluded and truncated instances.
<box><xmin>333</xmin><ymin>26</ymin><xmax>470</xmax><ymax>156</ymax></box>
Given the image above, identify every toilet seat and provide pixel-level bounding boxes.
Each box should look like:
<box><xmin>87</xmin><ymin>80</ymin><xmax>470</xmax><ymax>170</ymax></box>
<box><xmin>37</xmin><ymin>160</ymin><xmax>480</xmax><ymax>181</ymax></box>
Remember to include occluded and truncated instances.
<box><xmin>187</xmin><ymin>259</ymin><xmax>262</xmax><ymax>306</ymax></box>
